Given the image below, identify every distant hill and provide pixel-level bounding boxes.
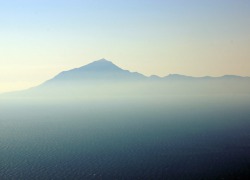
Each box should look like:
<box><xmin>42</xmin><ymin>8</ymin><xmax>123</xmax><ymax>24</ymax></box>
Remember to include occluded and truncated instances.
<box><xmin>1</xmin><ymin>58</ymin><xmax>250</xmax><ymax>98</ymax></box>
<box><xmin>44</xmin><ymin>59</ymin><xmax>146</xmax><ymax>85</ymax></box>
<box><xmin>40</xmin><ymin>58</ymin><xmax>250</xmax><ymax>85</ymax></box>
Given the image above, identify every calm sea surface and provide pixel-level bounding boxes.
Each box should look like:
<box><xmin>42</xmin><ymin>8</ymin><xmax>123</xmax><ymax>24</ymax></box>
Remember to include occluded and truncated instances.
<box><xmin>1</xmin><ymin>95</ymin><xmax>250</xmax><ymax>179</ymax></box>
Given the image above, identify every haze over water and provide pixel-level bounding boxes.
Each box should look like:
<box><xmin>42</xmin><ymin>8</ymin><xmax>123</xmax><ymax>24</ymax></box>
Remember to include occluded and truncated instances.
<box><xmin>1</xmin><ymin>71</ymin><xmax>250</xmax><ymax>179</ymax></box>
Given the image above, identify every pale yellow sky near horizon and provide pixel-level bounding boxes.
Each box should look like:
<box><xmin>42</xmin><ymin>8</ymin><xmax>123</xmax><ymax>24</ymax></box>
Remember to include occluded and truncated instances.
<box><xmin>0</xmin><ymin>0</ymin><xmax>250</xmax><ymax>93</ymax></box>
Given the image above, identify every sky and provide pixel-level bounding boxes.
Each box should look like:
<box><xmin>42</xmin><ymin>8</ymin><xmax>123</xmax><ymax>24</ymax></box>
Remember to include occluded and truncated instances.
<box><xmin>0</xmin><ymin>0</ymin><xmax>250</xmax><ymax>93</ymax></box>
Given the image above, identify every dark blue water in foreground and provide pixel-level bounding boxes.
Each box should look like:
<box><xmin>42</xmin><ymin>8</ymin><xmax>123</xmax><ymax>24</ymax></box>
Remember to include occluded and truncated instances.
<box><xmin>1</xmin><ymin>96</ymin><xmax>250</xmax><ymax>179</ymax></box>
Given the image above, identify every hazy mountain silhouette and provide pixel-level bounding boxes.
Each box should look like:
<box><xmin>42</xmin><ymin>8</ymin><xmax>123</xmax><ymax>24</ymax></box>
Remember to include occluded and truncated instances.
<box><xmin>1</xmin><ymin>58</ymin><xmax>250</xmax><ymax>98</ymax></box>
<box><xmin>44</xmin><ymin>59</ymin><xmax>146</xmax><ymax>85</ymax></box>
<box><xmin>42</xmin><ymin>59</ymin><xmax>249</xmax><ymax>85</ymax></box>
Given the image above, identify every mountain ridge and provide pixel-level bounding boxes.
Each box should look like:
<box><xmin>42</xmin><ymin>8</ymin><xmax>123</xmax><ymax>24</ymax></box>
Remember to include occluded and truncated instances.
<box><xmin>47</xmin><ymin>59</ymin><xmax>249</xmax><ymax>82</ymax></box>
<box><xmin>1</xmin><ymin>58</ymin><xmax>250</xmax><ymax>95</ymax></box>
<box><xmin>44</xmin><ymin>59</ymin><xmax>146</xmax><ymax>84</ymax></box>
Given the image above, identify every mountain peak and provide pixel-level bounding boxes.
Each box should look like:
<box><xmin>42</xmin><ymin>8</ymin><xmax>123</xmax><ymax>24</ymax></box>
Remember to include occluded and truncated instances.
<box><xmin>96</xmin><ymin>58</ymin><xmax>109</xmax><ymax>62</ymax></box>
<box><xmin>81</xmin><ymin>58</ymin><xmax>121</xmax><ymax>71</ymax></box>
<box><xmin>44</xmin><ymin>59</ymin><xmax>145</xmax><ymax>84</ymax></box>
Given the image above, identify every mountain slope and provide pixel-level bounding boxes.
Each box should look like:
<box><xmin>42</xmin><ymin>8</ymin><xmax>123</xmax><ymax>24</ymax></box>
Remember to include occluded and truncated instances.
<box><xmin>44</xmin><ymin>59</ymin><xmax>146</xmax><ymax>86</ymax></box>
<box><xmin>1</xmin><ymin>59</ymin><xmax>250</xmax><ymax>98</ymax></box>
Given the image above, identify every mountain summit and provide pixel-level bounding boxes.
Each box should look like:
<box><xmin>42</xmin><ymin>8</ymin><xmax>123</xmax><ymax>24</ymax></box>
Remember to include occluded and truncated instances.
<box><xmin>44</xmin><ymin>59</ymin><xmax>146</xmax><ymax>85</ymax></box>
<box><xmin>76</xmin><ymin>59</ymin><xmax>122</xmax><ymax>72</ymax></box>
<box><xmin>2</xmin><ymin>58</ymin><xmax>250</xmax><ymax>97</ymax></box>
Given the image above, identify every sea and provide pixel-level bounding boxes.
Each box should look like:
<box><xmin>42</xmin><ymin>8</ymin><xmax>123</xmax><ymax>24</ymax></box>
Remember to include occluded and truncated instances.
<box><xmin>1</xmin><ymin>94</ymin><xmax>250</xmax><ymax>179</ymax></box>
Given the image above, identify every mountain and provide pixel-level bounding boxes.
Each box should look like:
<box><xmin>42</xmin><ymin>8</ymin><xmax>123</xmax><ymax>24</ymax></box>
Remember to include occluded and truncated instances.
<box><xmin>44</xmin><ymin>59</ymin><xmax>146</xmax><ymax>86</ymax></box>
<box><xmin>1</xmin><ymin>59</ymin><xmax>148</xmax><ymax>97</ymax></box>
<box><xmin>1</xmin><ymin>58</ymin><xmax>250</xmax><ymax>98</ymax></box>
<box><xmin>164</xmin><ymin>74</ymin><xmax>195</xmax><ymax>80</ymax></box>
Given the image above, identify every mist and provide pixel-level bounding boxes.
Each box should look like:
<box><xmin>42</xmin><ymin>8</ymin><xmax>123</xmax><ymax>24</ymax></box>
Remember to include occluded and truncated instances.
<box><xmin>1</xmin><ymin>79</ymin><xmax>250</xmax><ymax>179</ymax></box>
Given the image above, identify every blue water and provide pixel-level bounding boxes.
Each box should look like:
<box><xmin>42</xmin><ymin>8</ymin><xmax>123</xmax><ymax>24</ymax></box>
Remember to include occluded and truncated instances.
<box><xmin>1</xmin><ymin>96</ymin><xmax>250</xmax><ymax>179</ymax></box>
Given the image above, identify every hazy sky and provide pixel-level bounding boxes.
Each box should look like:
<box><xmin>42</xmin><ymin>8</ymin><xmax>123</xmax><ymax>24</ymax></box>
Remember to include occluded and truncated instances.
<box><xmin>1</xmin><ymin>0</ymin><xmax>250</xmax><ymax>93</ymax></box>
